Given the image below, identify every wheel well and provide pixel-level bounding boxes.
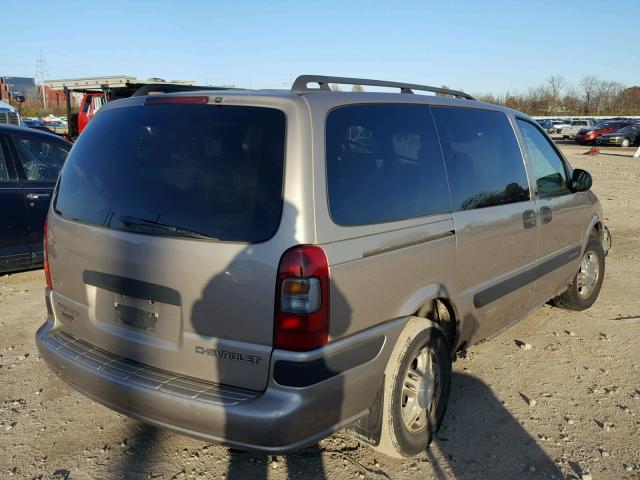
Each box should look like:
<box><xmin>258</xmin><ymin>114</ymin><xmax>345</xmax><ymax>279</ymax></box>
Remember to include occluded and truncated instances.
<box><xmin>414</xmin><ymin>298</ymin><xmax>458</xmax><ymax>353</ymax></box>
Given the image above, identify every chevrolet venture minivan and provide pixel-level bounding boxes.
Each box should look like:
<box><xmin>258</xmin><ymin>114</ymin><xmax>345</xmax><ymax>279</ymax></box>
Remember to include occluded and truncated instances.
<box><xmin>37</xmin><ymin>75</ymin><xmax>611</xmax><ymax>458</ymax></box>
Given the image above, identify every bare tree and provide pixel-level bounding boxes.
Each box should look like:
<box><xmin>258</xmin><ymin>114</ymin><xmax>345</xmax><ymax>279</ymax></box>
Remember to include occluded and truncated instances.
<box><xmin>595</xmin><ymin>80</ymin><xmax>624</xmax><ymax>115</ymax></box>
<box><xmin>562</xmin><ymin>86</ymin><xmax>582</xmax><ymax>114</ymax></box>
<box><xmin>434</xmin><ymin>75</ymin><xmax>636</xmax><ymax>116</ymax></box>
<box><xmin>547</xmin><ymin>75</ymin><xmax>565</xmax><ymax>114</ymax></box>
<box><xmin>351</xmin><ymin>85</ymin><xmax>364</xmax><ymax>92</ymax></box>
<box><xmin>580</xmin><ymin>76</ymin><xmax>598</xmax><ymax>115</ymax></box>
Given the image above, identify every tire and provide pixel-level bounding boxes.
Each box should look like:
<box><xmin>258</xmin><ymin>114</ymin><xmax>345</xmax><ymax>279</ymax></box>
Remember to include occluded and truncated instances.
<box><xmin>552</xmin><ymin>236</ymin><xmax>605</xmax><ymax>311</ymax></box>
<box><xmin>621</xmin><ymin>138</ymin><xmax>630</xmax><ymax>148</ymax></box>
<box><xmin>373</xmin><ymin>318</ymin><xmax>451</xmax><ymax>458</ymax></box>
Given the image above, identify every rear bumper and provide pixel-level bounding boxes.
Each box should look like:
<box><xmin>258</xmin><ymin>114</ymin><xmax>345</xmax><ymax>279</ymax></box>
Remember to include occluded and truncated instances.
<box><xmin>36</xmin><ymin>298</ymin><xmax>404</xmax><ymax>453</ymax></box>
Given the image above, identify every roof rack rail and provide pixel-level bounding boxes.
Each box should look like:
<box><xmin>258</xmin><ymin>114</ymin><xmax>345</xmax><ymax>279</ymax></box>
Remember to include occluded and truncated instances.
<box><xmin>132</xmin><ymin>84</ymin><xmax>234</xmax><ymax>97</ymax></box>
<box><xmin>291</xmin><ymin>75</ymin><xmax>474</xmax><ymax>100</ymax></box>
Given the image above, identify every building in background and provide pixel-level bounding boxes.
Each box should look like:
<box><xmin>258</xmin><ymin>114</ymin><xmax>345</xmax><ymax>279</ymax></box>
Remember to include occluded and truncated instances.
<box><xmin>1</xmin><ymin>75</ymin><xmax>80</xmax><ymax>112</ymax></box>
<box><xmin>0</xmin><ymin>76</ymin><xmax>36</xmax><ymax>100</ymax></box>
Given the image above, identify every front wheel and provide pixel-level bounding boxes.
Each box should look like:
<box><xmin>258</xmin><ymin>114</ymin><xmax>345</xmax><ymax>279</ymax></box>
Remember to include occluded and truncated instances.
<box><xmin>552</xmin><ymin>236</ymin><xmax>605</xmax><ymax>310</ymax></box>
<box><xmin>621</xmin><ymin>138</ymin><xmax>630</xmax><ymax>148</ymax></box>
<box><xmin>373</xmin><ymin>318</ymin><xmax>451</xmax><ymax>458</ymax></box>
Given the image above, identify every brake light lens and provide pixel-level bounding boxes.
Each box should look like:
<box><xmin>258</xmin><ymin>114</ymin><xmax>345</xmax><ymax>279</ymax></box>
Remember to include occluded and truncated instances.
<box><xmin>275</xmin><ymin>245</ymin><xmax>329</xmax><ymax>351</ymax></box>
<box><xmin>144</xmin><ymin>96</ymin><xmax>209</xmax><ymax>105</ymax></box>
<box><xmin>43</xmin><ymin>218</ymin><xmax>52</xmax><ymax>289</ymax></box>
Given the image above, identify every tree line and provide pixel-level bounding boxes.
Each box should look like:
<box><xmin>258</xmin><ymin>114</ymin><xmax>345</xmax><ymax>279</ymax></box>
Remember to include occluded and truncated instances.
<box><xmin>474</xmin><ymin>76</ymin><xmax>640</xmax><ymax>117</ymax></box>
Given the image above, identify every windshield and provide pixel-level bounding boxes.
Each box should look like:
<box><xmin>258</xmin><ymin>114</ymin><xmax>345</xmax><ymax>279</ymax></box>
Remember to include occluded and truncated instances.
<box><xmin>54</xmin><ymin>103</ymin><xmax>286</xmax><ymax>243</ymax></box>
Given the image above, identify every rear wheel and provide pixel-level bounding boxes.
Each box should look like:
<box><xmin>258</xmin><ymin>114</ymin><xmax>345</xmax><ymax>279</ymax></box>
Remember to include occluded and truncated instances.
<box><xmin>552</xmin><ymin>236</ymin><xmax>605</xmax><ymax>311</ymax></box>
<box><xmin>373</xmin><ymin>318</ymin><xmax>451</xmax><ymax>458</ymax></box>
<box><xmin>621</xmin><ymin>138</ymin><xmax>630</xmax><ymax>148</ymax></box>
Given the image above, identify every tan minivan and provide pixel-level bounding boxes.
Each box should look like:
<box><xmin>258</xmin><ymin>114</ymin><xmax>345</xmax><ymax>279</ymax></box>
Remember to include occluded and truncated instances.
<box><xmin>36</xmin><ymin>75</ymin><xmax>611</xmax><ymax>458</ymax></box>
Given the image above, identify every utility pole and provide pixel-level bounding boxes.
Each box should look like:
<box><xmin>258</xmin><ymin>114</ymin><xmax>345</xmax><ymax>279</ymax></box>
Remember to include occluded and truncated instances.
<box><xmin>35</xmin><ymin>51</ymin><xmax>48</xmax><ymax>109</ymax></box>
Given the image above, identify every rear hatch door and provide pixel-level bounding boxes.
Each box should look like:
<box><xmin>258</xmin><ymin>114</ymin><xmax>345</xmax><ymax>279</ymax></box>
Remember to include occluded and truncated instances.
<box><xmin>47</xmin><ymin>97</ymin><xmax>287</xmax><ymax>391</ymax></box>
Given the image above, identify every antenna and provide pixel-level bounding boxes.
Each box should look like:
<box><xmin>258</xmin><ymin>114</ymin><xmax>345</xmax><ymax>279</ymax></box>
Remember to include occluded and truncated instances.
<box><xmin>35</xmin><ymin>51</ymin><xmax>49</xmax><ymax>109</ymax></box>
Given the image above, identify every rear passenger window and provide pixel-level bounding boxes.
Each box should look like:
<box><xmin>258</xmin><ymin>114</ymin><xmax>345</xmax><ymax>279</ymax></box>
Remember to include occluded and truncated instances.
<box><xmin>431</xmin><ymin>107</ymin><xmax>530</xmax><ymax>211</ymax></box>
<box><xmin>326</xmin><ymin>104</ymin><xmax>450</xmax><ymax>226</ymax></box>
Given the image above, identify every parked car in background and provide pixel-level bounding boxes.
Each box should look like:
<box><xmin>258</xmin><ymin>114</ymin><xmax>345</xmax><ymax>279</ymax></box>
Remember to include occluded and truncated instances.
<box><xmin>575</xmin><ymin>121</ymin><xmax>632</xmax><ymax>145</ymax></box>
<box><xmin>537</xmin><ymin>120</ymin><xmax>556</xmax><ymax>135</ymax></box>
<box><xmin>37</xmin><ymin>75</ymin><xmax>610</xmax><ymax>459</ymax></box>
<box><xmin>22</xmin><ymin>119</ymin><xmax>45</xmax><ymax>128</ymax></box>
<box><xmin>22</xmin><ymin>119</ymin><xmax>72</xmax><ymax>141</ymax></box>
<box><xmin>550</xmin><ymin>119</ymin><xmax>571</xmax><ymax>134</ymax></box>
<box><xmin>0</xmin><ymin>124</ymin><xmax>71</xmax><ymax>273</ymax></box>
<box><xmin>597</xmin><ymin>124</ymin><xmax>640</xmax><ymax>147</ymax></box>
<box><xmin>560</xmin><ymin>119</ymin><xmax>597</xmax><ymax>139</ymax></box>
<box><xmin>0</xmin><ymin>100</ymin><xmax>21</xmax><ymax>126</ymax></box>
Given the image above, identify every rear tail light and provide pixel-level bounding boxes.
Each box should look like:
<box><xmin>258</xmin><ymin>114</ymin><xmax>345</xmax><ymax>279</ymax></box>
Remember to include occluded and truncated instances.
<box><xmin>43</xmin><ymin>218</ymin><xmax>52</xmax><ymax>289</ymax></box>
<box><xmin>274</xmin><ymin>245</ymin><xmax>329</xmax><ymax>351</ymax></box>
<box><xmin>144</xmin><ymin>96</ymin><xmax>209</xmax><ymax>105</ymax></box>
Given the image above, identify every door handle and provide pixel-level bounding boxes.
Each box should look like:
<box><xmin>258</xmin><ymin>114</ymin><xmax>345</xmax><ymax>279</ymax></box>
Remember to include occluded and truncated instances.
<box><xmin>522</xmin><ymin>209</ymin><xmax>537</xmax><ymax>229</ymax></box>
<box><xmin>26</xmin><ymin>193</ymin><xmax>51</xmax><ymax>201</ymax></box>
<box><xmin>540</xmin><ymin>206</ymin><xmax>553</xmax><ymax>224</ymax></box>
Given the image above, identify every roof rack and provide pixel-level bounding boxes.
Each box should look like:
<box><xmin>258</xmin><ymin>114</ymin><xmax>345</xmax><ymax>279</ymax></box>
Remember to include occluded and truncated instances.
<box><xmin>291</xmin><ymin>75</ymin><xmax>474</xmax><ymax>100</ymax></box>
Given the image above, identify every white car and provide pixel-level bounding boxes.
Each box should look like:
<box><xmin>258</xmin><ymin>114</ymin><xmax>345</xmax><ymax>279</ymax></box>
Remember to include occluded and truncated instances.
<box><xmin>550</xmin><ymin>119</ymin><xmax>571</xmax><ymax>134</ymax></box>
<box><xmin>561</xmin><ymin>119</ymin><xmax>598</xmax><ymax>139</ymax></box>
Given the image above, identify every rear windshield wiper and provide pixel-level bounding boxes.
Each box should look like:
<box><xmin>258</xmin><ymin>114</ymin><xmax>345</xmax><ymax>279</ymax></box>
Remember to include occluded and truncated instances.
<box><xmin>119</xmin><ymin>216</ymin><xmax>217</xmax><ymax>240</ymax></box>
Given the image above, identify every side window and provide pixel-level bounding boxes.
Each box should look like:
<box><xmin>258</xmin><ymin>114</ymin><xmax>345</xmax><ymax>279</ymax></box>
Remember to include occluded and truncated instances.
<box><xmin>326</xmin><ymin>104</ymin><xmax>450</xmax><ymax>226</ymax></box>
<box><xmin>11</xmin><ymin>136</ymin><xmax>69</xmax><ymax>182</ymax></box>
<box><xmin>92</xmin><ymin>96</ymin><xmax>105</xmax><ymax>114</ymax></box>
<box><xmin>0</xmin><ymin>140</ymin><xmax>10</xmax><ymax>180</ymax></box>
<box><xmin>516</xmin><ymin>120</ymin><xmax>569</xmax><ymax>196</ymax></box>
<box><xmin>82</xmin><ymin>95</ymin><xmax>93</xmax><ymax>113</ymax></box>
<box><xmin>431</xmin><ymin>107</ymin><xmax>530</xmax><ymax>211</ymax></box>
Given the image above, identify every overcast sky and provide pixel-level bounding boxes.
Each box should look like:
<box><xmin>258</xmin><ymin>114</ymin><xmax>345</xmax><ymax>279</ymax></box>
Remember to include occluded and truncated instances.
<box><xmin>4</xmin><ymin>0</ymin><xmax>638</xmax><ymax>95</ymax></box>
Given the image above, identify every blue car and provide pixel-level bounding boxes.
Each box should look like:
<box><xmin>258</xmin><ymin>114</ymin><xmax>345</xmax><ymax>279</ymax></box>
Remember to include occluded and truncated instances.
<box><xmin>21</xmin><ymin>119</ymin><xmax>45</xmax><ymax>127</ymax></box>
<box><xmin>0</xmin><ymin>124</ymin><xmax>71</xmax><ymax>273</ymax></box>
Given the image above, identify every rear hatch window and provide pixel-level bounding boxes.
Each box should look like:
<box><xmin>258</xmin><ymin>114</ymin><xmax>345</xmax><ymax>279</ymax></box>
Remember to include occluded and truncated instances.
<box><xmin>54</xmin><ymin>102</ymin><xmax>286</xmax><ymax>243</ymax></box>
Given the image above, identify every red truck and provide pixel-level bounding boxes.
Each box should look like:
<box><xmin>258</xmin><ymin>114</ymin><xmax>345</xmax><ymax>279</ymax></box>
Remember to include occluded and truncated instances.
<box><xmin>45</xmin><ymin>77</ymin><xmax>207</xmax><ymax>139</ymax></box>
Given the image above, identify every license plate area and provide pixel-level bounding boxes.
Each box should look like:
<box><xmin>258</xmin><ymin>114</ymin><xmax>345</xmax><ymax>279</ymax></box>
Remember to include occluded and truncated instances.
<box><xmin>115</xmin><ymin>303</ymin><xmax>158</xmax><ymax>332</ymax></box>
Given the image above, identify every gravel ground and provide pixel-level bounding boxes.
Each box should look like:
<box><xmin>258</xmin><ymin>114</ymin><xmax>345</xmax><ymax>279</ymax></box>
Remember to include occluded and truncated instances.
<box><xmin>0</xmin><ymin>144</ymin><xmax>639</xmax><ymax>480</ymax></box>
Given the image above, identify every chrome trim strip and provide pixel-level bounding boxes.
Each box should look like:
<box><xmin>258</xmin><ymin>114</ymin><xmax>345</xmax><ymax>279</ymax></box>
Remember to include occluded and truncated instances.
<box><xmin>363</xmin><ymin>230</ymin><xmax>455</xmax><ymax>258</ymax></box>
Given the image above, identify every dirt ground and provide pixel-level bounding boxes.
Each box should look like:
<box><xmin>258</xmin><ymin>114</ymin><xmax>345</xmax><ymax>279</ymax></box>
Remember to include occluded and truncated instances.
<box><xmin>1</xmin><ymin>144</ymin><xmax>639</xmax><ymax>480</ymax></box>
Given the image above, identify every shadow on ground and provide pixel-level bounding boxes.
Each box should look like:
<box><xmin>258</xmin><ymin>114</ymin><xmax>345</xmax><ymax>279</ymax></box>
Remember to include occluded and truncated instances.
<box><xmin>426</xmin><ymin>372</ymin><xmax>563</xmax><ymax>479</ymax></box>
<box><xmin>108</xmin><ymin>372</ymin><xmax>563</xmax><ymax>479</ymax></box>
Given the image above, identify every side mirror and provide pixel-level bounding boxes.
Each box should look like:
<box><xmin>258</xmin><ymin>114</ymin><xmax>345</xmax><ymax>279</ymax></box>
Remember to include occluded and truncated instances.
<box><xmin>570</xmin><ymin>168</ymin><xmax>592</xmax><ymax>192</ymax></box>
<box><xmin>14</xmin><ymin>95</ymin><xmax>25</xmax><ymax>103</ymax></box>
